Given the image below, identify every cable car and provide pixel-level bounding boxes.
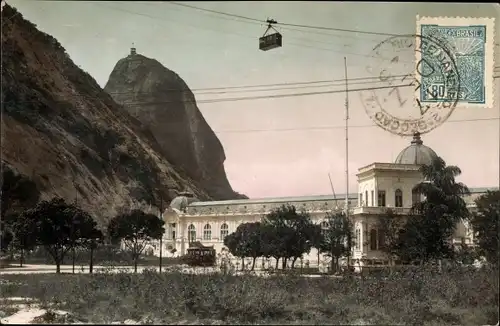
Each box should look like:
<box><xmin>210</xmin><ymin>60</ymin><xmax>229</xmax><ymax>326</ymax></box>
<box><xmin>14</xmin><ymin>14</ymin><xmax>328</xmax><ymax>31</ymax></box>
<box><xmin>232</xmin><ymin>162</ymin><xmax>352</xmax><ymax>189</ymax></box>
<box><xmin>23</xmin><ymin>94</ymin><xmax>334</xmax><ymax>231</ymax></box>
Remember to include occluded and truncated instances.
<box><xmin>259</xmin><ymin>19</ymin><xmax>282</xmax><ymax>51</ymax></box>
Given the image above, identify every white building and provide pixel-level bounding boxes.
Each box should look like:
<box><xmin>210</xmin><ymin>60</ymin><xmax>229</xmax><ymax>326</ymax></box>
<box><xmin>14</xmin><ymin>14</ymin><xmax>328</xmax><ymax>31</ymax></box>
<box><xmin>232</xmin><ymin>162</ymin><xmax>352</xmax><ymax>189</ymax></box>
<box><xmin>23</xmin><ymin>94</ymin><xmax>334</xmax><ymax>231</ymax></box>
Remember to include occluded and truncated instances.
<box><xmin>157</xmin><ymin>132</ymin><xmax>497</xmax><ymax>269</ymax></box>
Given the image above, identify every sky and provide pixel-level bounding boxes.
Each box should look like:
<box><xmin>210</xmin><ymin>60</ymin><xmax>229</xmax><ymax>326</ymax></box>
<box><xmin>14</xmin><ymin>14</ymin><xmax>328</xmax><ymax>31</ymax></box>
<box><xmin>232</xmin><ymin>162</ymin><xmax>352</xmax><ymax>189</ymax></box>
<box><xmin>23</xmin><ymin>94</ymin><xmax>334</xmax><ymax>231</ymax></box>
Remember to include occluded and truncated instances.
<box><xmin>8</xmin><ymin>1</ymin><xmax>500</xmax><ymax>198</ymax></box>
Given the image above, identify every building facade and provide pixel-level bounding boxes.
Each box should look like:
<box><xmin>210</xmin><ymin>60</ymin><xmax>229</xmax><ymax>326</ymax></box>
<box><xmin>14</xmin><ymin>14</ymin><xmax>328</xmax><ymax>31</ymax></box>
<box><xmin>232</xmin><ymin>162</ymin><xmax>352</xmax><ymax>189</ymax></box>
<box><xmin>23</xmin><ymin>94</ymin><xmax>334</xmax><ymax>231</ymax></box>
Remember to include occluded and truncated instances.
<box><xmin>154</xmin><ymin>133</ymin><xmax>497</xmax><ymax>269</ymax></box>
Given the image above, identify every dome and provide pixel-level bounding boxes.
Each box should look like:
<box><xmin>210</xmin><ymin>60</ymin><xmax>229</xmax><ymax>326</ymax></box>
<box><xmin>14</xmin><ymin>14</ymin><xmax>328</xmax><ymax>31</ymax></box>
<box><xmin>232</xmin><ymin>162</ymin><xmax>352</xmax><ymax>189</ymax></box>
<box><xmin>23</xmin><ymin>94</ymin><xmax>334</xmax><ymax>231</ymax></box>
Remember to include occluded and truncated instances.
<box><xmin>394</xmin><ymin>132</ymin><xmax>438</xmax><ymax>165</ymax></box>
<box><xmin>169</xmin><ymin>192</ymin><xmax>199</xmax><ymax>212</ymax></box>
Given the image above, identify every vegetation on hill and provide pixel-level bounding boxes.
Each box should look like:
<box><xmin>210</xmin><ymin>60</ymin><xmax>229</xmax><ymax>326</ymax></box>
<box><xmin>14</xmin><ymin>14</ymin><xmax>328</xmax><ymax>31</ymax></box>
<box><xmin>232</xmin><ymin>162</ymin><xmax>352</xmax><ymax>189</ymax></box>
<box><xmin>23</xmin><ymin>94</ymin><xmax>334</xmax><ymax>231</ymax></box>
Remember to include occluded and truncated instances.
<box><xmin>1</xmin><ymin>4</ymin><xmax>217</xmax><ymax>225</ymax></box>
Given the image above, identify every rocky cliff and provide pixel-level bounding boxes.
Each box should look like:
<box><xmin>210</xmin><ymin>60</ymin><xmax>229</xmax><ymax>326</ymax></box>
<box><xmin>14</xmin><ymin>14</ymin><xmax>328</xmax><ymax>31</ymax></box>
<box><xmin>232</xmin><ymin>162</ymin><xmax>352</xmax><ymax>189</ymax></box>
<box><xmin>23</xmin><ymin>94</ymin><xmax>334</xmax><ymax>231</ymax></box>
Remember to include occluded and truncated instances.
<box><xmin>1</xmin><ymin>5</ymin><xmax>224</xmax><ymax>224</ymax></box>
<box><xmin>104</xmin><ymin>53</ymin><xmax>246</xmax><ymax>200</ymax></box>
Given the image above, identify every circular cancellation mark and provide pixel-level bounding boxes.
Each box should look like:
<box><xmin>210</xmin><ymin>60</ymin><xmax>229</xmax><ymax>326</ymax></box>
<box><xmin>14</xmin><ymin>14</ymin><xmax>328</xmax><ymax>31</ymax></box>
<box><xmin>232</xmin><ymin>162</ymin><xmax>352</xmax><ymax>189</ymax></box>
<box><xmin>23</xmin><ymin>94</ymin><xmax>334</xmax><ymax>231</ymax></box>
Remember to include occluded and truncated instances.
<box><xmin>360</xmin><ymin>34</ymin><xmax>461</xmax><ymax>136</ymax></box>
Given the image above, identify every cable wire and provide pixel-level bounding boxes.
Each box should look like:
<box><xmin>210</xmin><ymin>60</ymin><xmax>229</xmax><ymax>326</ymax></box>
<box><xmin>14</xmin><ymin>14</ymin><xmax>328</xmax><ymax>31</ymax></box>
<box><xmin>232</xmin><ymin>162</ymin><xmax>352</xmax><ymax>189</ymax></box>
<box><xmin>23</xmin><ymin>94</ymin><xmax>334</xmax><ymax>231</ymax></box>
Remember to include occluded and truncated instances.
<box><xmin>5</xmin><ymin>84</ymin><xmax>413</xmax><ymax>106</ymax></box>
<box><xmin>104</xmin><ymin>74</ymin><xmax>413</xmax><ymax>97</ymax></box>
<box><xmin>95</xmin><ymin>3</ymin><xmax>408</xmax><ymax>62</ymax></box>
<box><xmin>167</xmin><ymin>2</ymin><xmax>380</xmax><ymax>43</ymax></box>
<box><xmin>169</xmin><ymin>2</ymin><xmax>397</xmax><ymax>37</ymax></box>
<box><xmin>169</xmin><ymin>1</ymin><xmax>263</xmax><ymax>24</ymax></box>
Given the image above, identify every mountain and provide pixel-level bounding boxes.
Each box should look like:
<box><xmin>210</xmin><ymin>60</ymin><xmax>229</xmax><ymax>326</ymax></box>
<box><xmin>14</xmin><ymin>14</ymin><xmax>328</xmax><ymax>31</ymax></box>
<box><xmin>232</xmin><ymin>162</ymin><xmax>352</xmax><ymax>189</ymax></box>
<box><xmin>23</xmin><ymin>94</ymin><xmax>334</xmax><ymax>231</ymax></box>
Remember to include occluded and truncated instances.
<box><xmin>104</xmin><ymin>51</ymin><xmax>247</xmax><ymax>200</ymax></box>
<box><xmin>1</xmin><ymin>5</ymin><xmax>243</xmax><ymax>225</ymax></box>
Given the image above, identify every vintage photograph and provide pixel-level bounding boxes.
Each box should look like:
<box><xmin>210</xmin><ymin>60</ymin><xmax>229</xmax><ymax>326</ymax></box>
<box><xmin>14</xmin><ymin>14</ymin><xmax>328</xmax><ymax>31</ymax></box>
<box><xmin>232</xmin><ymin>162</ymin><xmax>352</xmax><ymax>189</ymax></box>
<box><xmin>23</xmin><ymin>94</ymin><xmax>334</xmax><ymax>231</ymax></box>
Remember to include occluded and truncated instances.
<box><xmin>1</xmin><ymin>1</ymin><xmax>499</xmax><ymax>325</ymax></box>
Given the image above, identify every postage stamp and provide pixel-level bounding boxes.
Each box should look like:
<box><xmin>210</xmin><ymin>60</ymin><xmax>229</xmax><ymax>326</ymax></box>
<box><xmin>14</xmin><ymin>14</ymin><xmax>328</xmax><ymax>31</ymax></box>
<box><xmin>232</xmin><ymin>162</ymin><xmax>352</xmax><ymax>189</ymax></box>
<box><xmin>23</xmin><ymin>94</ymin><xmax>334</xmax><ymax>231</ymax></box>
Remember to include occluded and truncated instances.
<box><xmin>416</xmin><ymin>16</ymin><xmax>495</xmax><ymax>109</ymax></box>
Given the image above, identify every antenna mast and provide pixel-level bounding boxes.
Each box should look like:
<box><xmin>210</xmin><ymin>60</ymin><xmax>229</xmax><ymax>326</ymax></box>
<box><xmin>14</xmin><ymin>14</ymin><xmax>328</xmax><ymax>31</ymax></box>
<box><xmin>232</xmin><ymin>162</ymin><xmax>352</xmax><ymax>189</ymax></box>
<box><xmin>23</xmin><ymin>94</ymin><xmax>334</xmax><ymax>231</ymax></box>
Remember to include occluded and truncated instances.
<box><xmin>344</xmin><ymin>57</ymin><xmax>349</xmax><ymax>218</ymax></box>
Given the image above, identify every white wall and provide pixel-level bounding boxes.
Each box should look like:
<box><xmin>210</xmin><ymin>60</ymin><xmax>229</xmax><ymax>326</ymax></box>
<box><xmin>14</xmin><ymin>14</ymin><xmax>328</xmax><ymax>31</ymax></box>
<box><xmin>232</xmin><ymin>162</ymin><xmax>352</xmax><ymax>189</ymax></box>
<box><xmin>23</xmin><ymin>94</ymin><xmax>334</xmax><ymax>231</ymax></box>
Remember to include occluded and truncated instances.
<box><xmin>358</xmin><ymin>178</ymin><xmax>376</xmax><ymax>207</ymax></box>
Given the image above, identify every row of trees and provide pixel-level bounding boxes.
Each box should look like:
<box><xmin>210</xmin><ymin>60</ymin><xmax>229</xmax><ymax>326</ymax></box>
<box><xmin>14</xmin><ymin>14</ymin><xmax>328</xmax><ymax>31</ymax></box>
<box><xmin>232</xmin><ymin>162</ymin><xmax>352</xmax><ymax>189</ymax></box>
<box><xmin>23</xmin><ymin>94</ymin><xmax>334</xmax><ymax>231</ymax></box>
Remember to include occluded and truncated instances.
<box><xmin>1</xmin><ymin>197</ymin><xmax>165</xmax><ymax>273</ymax></box>
<box><xmin>223</xmin><ymin>205</ymin><xmax>353</xmax><ymax>273</ymax></box>
<box><xmin>1</xmin><ymin>166</ymin><xmax>166</xmax><ymax>273</ymax></box>
<box><xmin>223</xmin><ymin>157</ymin><xmax>499</xmax><ymax>271</ymax></box>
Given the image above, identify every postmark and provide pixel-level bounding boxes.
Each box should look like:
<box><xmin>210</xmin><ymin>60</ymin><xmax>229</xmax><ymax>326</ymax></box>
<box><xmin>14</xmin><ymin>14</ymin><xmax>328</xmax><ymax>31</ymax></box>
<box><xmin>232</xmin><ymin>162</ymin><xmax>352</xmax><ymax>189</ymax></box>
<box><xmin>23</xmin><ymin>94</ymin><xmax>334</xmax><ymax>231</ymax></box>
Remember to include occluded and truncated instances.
<box><xmin>416</xmin><ymin>16</ymin><xmax>495</xmax><ymax>109</ymax></box>
<box><xmin>360</xmin><ymin>33</ymin><xmax>461</xmax><ymax>136</ymax></box>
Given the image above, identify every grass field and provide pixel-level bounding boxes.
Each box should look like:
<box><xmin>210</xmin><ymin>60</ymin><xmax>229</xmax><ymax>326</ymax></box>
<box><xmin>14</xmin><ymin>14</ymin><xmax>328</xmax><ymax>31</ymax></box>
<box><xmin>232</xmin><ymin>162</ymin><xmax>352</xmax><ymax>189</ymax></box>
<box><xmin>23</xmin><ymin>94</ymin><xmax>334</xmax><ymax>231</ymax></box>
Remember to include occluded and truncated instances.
<box><xmin>1</xmin><ymin>265</ymin><xmax>498</xmax><ymax>325</ymax></box>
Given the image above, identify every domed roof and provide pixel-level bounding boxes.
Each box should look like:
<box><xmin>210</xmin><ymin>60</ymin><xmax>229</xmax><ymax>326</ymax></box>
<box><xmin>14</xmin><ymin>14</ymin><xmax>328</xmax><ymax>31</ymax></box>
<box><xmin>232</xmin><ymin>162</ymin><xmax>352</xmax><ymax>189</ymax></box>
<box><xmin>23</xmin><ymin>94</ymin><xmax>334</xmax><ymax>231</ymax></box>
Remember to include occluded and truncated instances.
<box><xmin>169</xmin><ymin>192</ymin><xmax>199</xmax><ymax>212</ymax></box>
<box><xmin>394</xmin><ymin>132</ymin><xmax>438</xmax><ymax>165</ymax></box>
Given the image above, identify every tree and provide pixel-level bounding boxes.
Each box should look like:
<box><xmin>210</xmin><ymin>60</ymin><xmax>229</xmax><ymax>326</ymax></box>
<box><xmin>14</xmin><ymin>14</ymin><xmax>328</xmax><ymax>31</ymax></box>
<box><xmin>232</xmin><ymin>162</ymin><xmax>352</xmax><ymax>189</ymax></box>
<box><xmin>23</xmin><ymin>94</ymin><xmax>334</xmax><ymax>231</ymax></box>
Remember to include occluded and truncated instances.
<box><xmin>107</xmin><ymin>209</ymin><xmax>165</xmax><ymax>273</ymax></box>
<box><xmin>0</xmin><ymin>167</ymin><xmax>40</xmax><ymax>252</ymax></box>
<box><xmin>263</xmin><ymin>205</ymin><xmax>317</xmax><ymax>269</ymax></box>
<box><xmin>0</xmin><ymin>228</ymin><xmax>13</xmax><ymax>254</ymax></box>
<box><xmin>395</xmin><ymin>210</ymin><xmax>455</xmax><ymax>264</ymax></box>
<box><xmin>1</xmin><ymin>167</ymin><xmax>40</xmax><ymax>218</ymax></box>
<box><xmin>224</xmin><ymin>229</ymin><xmax>245</xmax><ymax>269</ymax></box>
<box><xmin>376</xmin><ymin>209</ymin><xmax>405</xmax><ymax>267</ymax></box>
<box><xmin>224</xmin><ymin>222</ymin><xmax>263</xmax><ymax>271</ymax></box>
<box><xmin>10</xmin><ymin>213</ymin><xmax>37</xmax><ymax>267</ymax></box>
<box><xmin>20</xmin><ymin>198</ymin><xmax>101</xmax><ymax>273</ymax></box>
<box><xmin>259</xmin><ymin>223</ymin><xmax>282</xmax><ymax>269</ymax></box>
<box><xmin>318</xmin><ymin>211</ymin><xmax>353</xmax><ymax>274</ymax></box>
<box><xmin>470</xmin><ymin>190</ymin><xmax>500</xmax><ymax>265</ymax></box>
<box><xmin>77</xmin><ymin>223</ymin><xmax>104</xmax><ymax>274</ymax></box>
<box><xmin>0</xmin><ymin>213</ymin><xmax>17</xmax><ymax>255</ymax></box>
<box><xmin>398</xmin><ymin>157</ymin><xmax>470</xmax><ymax>264</ymax></box>
<box><xmin>239</xmin><ymin>222</ymin><xmax>263</xmax><ymax>271</ymax></box>
<box><xmin>287</xmin><ymin>215</ymin><xmax>321</xmax><ymax>269</ymax></box>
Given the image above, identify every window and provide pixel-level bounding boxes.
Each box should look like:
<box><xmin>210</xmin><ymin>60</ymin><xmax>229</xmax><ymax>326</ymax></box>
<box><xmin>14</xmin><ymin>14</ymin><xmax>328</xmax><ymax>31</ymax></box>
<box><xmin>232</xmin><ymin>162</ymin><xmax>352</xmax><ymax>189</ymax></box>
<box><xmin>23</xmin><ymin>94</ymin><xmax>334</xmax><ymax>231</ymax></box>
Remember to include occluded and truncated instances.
<box><xmin>320</xmin><ymin>221</ymin><xmax>329</xmax><ymax>236</ymax></box>
<box><xmin>365</xmin><ymin>191</ymin><xmax>368</xmax><ymax>206</ymax></box>
<box><xmin>395</xmin><ymin>189</ymin><xmax>403</xmax><ymax>207</ymax></box>
<box><xmin>168</xmin><ymin>223</ymin><xmax>176</xmax><ymax>240</ymax></box>
<box><xmin>370</xmin><ymin>229</ymin><xmax>378</xmax><ymax>250</ymax></box>
<box><xmin>371</xmin><ymin>191</ymin><xmax>374</xmax><ymax>207</ymax></box>
<box><xmin>378</xmin><ymin>190</ymin><xmax>386</xmax><ymax>207</ymax></box>
<box><xmin>203</xmin><ymin>224</ymin><xmax>212</xmax><ymax>240</ymax></box>
<box><xmin>220</xmin><ymin>223</ymin><xmax>229</xmax><ymax>240</ymax></box>
<box><xmin>355</xmin><ymin>229</ymin><xmax>361</xmax><ymax>249</ymax></box>
<box><xmin>378</xmin><ymin>229</ymin><xmax>386</xmax><ymax>250</ymax></box>
<box><xmin>412</xmin><ymin>189</ymin><xmax>421</xmax><ymax>205</ymax></box>
<box><xmin>359</xmin><ymin>193</ymin><xmax>363</xmax><ymax>206</ymax></box>
<box><xmin>188</xmin><ymin>224</ymin><xmax>196</xmax><ymax>242</ymax></box>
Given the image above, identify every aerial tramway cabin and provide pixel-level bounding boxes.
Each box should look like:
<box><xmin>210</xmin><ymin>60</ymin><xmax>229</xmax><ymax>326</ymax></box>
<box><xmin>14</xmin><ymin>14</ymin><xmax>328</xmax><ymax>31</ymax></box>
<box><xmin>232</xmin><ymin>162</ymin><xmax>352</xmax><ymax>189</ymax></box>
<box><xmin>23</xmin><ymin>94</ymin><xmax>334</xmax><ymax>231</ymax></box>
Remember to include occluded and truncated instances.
<box><xmin>259</xmin><ymin>19</ymin><xmax>283</xmax><ymax>51</ymax></box>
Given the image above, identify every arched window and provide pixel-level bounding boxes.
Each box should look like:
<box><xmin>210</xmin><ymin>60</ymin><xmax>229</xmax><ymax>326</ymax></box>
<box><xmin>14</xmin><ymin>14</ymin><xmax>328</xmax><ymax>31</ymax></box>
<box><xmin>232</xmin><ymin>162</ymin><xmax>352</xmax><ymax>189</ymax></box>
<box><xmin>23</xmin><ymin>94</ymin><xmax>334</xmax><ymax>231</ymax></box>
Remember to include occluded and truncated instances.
<box><xmin>378</xmin><ymin>229</ymin><xmax>386</xmax><ymax>250</ymax></box>
<box><xmin>370</xmin><ymin>229</ymin><xmax>378</xmax><ymax>250</ymax></box>
<box><xmin>412</xmin><ymin>188</ymin><xmax>421</xmax><ymax>205</ymax></box>
<box><xmin>203</xmin><ymin>224</ymin><xmax>212</xmax><ymax>240</ymax></box>
<box><xmin>395</xmin><ymin>189</ymin><xmax>403</xmax><ymax>207</ymax></box>
<box><xmin>188</xmin><ymin>224</ymin><xmax>196</xmax><ymax>242</ymax></box>
<box><xmin>220</xmin><ymin>223</ymin><xmax>229</xmax><ymax>240</ymax></box>
<box><xmin>365</xmin><ymin>190</ymin><xmax>369</xmax><ymax>206</ymax></box>
<box><xmin>320</xmin><ymin>221</ymin><xmax>329</xmax><ymax>235</ymax></box>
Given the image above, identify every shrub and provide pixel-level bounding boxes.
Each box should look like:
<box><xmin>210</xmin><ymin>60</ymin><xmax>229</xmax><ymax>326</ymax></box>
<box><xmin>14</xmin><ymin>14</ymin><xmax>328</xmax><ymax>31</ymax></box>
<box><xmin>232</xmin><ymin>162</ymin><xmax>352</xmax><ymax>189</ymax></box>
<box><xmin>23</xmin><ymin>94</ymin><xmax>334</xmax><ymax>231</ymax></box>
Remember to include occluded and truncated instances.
<box><xmin>0</xmin><ymin>265</ymin><xmax>497</xmax><ymax>325</ymax></box>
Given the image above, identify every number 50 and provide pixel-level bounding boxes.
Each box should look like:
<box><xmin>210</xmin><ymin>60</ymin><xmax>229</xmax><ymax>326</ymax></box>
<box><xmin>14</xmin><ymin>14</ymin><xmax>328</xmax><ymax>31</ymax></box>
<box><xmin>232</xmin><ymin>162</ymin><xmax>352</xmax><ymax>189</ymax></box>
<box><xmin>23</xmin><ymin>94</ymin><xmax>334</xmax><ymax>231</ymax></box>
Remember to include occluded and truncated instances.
<box><xmin>430</xmin><ymin>84</ymin><xmax>446</xmax><ymax>98</ymax></box>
